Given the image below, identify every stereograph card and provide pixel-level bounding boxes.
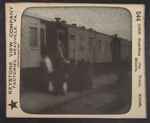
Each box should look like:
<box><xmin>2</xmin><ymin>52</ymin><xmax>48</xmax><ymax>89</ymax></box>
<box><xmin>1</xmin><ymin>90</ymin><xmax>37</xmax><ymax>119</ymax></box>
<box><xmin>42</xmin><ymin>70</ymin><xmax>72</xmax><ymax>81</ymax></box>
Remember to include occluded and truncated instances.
<box><xmin>5</xmin><ymin>3</ymin><xmax>146</xmax><ymax>118</ymax></box>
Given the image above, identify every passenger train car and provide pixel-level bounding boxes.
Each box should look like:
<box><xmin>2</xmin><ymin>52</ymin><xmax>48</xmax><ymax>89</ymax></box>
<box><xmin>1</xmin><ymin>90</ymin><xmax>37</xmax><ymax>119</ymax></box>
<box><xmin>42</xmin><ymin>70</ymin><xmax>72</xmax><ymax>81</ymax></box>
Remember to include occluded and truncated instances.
<box><xmin>21</xmin><ymin>14</ymin><xmax>131</xmax><ymax>91</ymax></box>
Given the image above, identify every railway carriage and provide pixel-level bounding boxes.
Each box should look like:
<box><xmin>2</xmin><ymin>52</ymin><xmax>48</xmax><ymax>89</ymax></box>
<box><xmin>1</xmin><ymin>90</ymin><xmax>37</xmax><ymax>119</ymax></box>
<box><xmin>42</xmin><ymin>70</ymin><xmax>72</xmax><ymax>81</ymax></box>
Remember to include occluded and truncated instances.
<box><xmin>21</xmin><ymin>14</ymin><xmax>131</xmax><ymax>91</ymax></box>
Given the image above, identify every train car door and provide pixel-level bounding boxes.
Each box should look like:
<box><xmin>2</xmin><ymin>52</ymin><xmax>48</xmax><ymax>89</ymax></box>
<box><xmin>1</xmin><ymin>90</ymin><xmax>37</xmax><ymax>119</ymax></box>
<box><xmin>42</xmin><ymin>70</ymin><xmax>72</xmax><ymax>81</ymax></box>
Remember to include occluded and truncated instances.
<box><xmin>56</xmin><ymin>29</ymin><xmax>68</xmax><ymax>58</ymax></box>
<box><xmin>45</xmin><ymin>22</ymin><xmax>57</xmax><ymax>59</ymax></box>
<box><xmin>56</xmin><ymin>18</ymin><xmax>68</xmax><ymax>59</ymax></box>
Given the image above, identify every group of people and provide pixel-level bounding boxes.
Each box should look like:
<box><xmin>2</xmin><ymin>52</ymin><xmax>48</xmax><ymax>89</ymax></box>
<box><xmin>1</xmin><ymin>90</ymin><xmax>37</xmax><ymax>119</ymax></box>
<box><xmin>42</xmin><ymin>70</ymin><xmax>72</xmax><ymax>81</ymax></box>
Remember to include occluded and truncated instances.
<box><xmin>41</xmin><ymin>39</ymin><xmax>92</xmax><ymax>96</ymax></box>
<box><xmin>41</xmin><ymin>40</ymin><xmax>70</xmax><ymax>95</ymax></box>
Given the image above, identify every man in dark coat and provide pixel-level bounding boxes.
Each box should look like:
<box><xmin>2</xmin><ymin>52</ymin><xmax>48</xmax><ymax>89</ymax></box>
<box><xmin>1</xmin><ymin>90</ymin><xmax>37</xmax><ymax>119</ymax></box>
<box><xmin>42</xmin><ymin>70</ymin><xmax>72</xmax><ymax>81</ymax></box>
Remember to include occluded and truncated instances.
<box><xmin>53</xmin><ymin>40</ymin><xmax>70</xmax><ymax>95</ymax></box>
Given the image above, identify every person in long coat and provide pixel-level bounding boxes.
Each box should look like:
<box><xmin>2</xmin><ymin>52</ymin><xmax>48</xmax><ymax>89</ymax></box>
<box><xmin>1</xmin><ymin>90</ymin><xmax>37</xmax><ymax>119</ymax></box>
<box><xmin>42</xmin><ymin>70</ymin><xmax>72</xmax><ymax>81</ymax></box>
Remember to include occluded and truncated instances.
<box><xmin>53</xmin><ymin>40</ymin><xmax>70</xmax><ymax>95</ymax></box>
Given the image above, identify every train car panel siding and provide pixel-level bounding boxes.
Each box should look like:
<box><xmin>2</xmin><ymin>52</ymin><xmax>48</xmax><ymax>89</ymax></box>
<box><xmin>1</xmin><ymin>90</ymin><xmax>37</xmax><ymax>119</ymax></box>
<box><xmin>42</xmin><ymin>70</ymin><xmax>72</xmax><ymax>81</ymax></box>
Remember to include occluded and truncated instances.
<box><xmin>21</xmin><ymin>15</ymin><xmax>132</xmax><ymax>69</ymax></box>
<box><xmin>21</xmin><ymin>15</ymin><xmax>46</xmax><ymax>68</ymax></box>
<box><xmin>87</xmin><ymin>30</ymin><xmax>96</xmax><ymax>63</ymax></box>
<box><xmin>120</xmin><ymin>39</ymin><xmax>132</xmax><ymax>62</ymax></box>
<box><xmin>68</xmin><ymin>25</ymin><xmax>83</xmax><ymax>61</ymax></box>
<box><xmin>95</xmin><ymin>32</ymin><xmax>113</xmax><ymax>63</ymax></box>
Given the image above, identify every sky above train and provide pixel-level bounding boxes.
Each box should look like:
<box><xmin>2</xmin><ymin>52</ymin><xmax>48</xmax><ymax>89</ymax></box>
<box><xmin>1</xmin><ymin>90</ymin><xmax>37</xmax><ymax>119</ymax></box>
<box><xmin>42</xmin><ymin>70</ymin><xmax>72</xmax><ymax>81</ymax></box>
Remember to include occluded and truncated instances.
<box><xmin>24</xmin><ymin>7</ymin><xmax>131</xmax><ymax>41</ymax></box>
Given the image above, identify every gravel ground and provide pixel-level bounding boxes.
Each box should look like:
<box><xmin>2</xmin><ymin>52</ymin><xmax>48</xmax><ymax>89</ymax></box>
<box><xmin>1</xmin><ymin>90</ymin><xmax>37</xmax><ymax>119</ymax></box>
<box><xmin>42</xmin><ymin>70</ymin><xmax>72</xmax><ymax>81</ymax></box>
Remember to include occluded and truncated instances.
<box><xmin>21</xmin><ymin>71</ymin><xmax>131</xmax><ymax>114</ymax></box>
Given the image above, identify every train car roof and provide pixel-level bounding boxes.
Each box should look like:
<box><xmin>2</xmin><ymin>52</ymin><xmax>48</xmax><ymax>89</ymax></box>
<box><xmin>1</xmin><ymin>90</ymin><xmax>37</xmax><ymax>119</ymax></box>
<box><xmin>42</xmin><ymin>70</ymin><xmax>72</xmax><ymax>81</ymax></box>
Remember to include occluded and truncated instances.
<box><xmin>23</xmin><ymin>12</ymin><xmax>54</xmax><ymax>22</ymax></box>
<box><xmin>23</xmin><ymin>13</ymin><xmax>131</xmax><ymax>43</ymax></box>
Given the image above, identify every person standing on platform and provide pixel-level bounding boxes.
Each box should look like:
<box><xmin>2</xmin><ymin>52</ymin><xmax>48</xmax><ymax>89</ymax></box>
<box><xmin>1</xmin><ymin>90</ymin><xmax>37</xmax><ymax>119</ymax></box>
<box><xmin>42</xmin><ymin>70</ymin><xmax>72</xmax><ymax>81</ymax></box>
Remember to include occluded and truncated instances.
<box><xmin>54</xmin><ymin>40</ymin><xmax>70</xmax><ymax>95</ymax></box>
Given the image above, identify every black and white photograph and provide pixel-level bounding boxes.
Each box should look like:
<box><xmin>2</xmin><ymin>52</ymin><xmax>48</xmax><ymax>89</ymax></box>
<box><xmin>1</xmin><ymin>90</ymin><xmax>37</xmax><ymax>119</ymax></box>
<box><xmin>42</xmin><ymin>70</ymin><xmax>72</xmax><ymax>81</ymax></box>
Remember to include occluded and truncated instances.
<box><xmin>6</xmin><ymin>3</ymin><xmax>146</xmax><ymax>118</ymax></box>
<box><xmin>20</xmin><ymin>6</ymin><xmax>132</xmax><ymax>114</ymax></box>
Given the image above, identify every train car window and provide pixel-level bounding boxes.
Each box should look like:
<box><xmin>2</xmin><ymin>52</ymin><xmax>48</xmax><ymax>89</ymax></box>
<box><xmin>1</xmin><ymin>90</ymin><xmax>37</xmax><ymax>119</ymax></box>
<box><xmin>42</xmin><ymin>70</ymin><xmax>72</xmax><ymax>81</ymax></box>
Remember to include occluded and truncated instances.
<box><xmin>89</xmin><ymin>37</ymin><xmax>94</xmax><ymax>41</ymax></box>
<box><xmin>70</xmin><ymin>34</ymin><xmax>76</xmax><ymax>40</ymax></box>
<box><xmin>40</xmin><ymin>28</ymin><xmax>45</xmax><ymax>43</ymax></box>
<box><xmin>80</xmin><ymin>45</ymin><xmax>84</xmax><ymax>51</ymax></box>
<box><xmin>79</xmin><ymin>35</ymin><xmax>84</xmax><ymax>40</ymax></box>
<box><xmin>29</xmin><ymin>27</ymin><xmax>38</xmax><ymax>47</ymax></box>
<box><xmin>99</xmin><ymin>40</ymin><xmax>101</xmax><ymax>49</ymax></box>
